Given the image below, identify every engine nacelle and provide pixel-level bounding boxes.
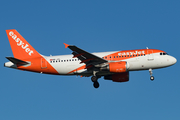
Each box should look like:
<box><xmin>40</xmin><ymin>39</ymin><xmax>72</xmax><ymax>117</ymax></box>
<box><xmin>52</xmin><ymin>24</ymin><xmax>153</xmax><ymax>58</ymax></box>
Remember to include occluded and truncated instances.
<box><xmin>104</xmin><ymin>72</ymin><xmax>129</xmax><ymax>82</ymax></box>
<box><xmin>108</xmin><ymin>61</ymin><xmax>128</xmax><ymax>73</ymax></box>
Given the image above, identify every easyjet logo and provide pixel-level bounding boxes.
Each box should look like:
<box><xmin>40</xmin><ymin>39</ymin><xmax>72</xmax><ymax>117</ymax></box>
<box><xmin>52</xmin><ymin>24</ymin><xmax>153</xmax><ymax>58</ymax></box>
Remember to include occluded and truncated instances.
<box><xmin>118</xmin><ymin>50</ymin><xmax>145</xmax><ymax>56</ymax></box>
<box><xmin>9</xmin><ymin>31</ymin><xmax>33</xmax><ymax>56</ymax></box>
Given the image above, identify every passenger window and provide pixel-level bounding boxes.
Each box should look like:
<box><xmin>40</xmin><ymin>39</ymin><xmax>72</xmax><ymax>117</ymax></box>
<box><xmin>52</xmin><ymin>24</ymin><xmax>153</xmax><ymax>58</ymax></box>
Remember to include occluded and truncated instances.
<box><xmin>61</xmin><ymin>60</ymin><xmax>63</xmax><ymax>62</ymax></box>
<box><xmin>160</xmin><ymin>53</ymin><xmax>163</xmax><ymax>55</ymax></box>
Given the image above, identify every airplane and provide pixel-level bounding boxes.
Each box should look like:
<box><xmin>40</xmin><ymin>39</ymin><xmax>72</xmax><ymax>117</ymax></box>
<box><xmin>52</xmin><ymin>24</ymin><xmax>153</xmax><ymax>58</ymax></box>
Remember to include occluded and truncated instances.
<box><xmin>4</xmin><ymin>29</ymin><xmax>177</xmax><ymax>88</ymax></box>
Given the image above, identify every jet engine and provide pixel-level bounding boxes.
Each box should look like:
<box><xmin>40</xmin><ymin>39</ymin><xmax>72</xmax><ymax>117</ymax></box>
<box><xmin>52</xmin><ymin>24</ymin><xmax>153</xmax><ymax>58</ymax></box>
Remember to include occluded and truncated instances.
<box><xmin>104</xmin><ymin>72</ymin><xmax>129</xmax><ymax>82</ymax></box>
<box><xmin>108</xmin><ymin>61</ymin><xmax>128</xmax><ymax>73</ymax></box>
<box><xmin>100</xmin><ymin>61</ymin><xmax>129</xmax><ymax>73</ymax></box>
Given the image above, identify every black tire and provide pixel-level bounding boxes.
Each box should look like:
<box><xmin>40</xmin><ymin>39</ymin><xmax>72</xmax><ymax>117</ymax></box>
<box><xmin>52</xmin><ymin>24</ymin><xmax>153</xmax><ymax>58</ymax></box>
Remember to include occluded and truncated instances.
<box><xmin>93</xmin><ymin>81</ymin><xmax>99</xmax><ymax>88</ymax></box>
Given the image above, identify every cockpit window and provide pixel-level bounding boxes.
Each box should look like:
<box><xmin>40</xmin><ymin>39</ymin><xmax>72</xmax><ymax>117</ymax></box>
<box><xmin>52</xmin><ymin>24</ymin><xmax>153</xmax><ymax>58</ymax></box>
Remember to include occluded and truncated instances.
<box><xmin>160</xmin><ymin>52</ymin><xmax>168</xmax><ymax>55</ymax></box>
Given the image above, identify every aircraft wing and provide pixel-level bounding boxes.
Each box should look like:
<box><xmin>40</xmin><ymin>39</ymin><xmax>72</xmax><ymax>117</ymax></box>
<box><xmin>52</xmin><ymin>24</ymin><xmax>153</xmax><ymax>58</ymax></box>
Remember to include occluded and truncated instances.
<box><xmin>64</xmin><ymin>43</ymin><xmax>108</xmax><ymax>66</ymax></box>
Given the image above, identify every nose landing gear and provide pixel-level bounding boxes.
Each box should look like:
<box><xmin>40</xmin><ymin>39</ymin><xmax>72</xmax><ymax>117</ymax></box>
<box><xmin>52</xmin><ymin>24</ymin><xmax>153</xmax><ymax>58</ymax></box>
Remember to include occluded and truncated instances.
<box><xmin>149</xmin><ymin>68</ymin><xmax>154</xmax><ymax>81</ymax></box>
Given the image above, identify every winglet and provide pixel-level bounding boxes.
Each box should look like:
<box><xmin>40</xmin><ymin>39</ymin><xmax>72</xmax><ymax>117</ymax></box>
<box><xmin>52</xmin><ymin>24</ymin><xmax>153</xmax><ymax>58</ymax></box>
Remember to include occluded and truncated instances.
<box><xmin>63</xmin><ymin>43</ymin><xmax>70</xmax><ymax>48</ymax></box>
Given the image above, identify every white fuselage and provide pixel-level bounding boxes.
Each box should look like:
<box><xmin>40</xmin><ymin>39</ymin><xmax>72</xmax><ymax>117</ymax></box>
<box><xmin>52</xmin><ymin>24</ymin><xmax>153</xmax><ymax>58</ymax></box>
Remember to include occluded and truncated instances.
<box><xmin>43</xmin><ymin>51</ymin><xmax>176</xmax><ymax>75</ymax></box>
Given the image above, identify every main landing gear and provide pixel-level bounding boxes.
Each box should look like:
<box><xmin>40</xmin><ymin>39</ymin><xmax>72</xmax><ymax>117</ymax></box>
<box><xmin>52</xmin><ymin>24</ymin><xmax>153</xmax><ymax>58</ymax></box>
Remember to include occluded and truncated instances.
<box><xmin>91</xmin><ymin>76</ymin><xmax>100</xmax><ymax>88</ymax></box>
<box><xmin>91</xmin><ymin>71</ymin><xmax>100</xmax><ymax>88</ymax></box>
<box><xmin>149</xmin><ymin>68</ymin><xmax>154</xmax><ymax>81</ymax></box>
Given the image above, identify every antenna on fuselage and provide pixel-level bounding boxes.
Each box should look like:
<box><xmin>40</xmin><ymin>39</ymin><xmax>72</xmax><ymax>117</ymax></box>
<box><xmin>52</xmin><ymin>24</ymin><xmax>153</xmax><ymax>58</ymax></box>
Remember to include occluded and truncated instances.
<box><xmin>146</xmin><ymin>47</ymin><xmax>149</xmax><ymax>49</ymax></box>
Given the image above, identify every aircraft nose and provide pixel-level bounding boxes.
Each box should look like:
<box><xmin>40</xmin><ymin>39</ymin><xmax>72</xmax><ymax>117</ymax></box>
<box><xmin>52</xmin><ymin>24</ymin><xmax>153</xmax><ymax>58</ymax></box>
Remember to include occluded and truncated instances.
<box><xmin>172</xmin><ymin>57</ymin><xmax>177</xmax><ymax>64</ymax></box>
<box><xmin>170</xmin><ymin>56</ymin><xmax>177</xmax><ymax>65</ymax></box>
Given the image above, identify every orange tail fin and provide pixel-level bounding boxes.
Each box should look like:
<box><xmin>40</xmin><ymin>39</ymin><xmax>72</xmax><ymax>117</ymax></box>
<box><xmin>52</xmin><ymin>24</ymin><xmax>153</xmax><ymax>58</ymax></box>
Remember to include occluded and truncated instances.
<box><xmin>6</xmin><ymin>29</ymin><xmax>41</xmax><ymax>59</ymax></box>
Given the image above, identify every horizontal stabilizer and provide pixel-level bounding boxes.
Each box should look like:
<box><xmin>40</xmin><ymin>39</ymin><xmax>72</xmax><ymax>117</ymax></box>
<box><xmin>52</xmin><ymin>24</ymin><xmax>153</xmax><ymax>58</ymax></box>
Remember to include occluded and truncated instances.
<box><xmin>6</xmin><ymin>57</ymin><xmax>29</xmax><ymax>65</ymax></box>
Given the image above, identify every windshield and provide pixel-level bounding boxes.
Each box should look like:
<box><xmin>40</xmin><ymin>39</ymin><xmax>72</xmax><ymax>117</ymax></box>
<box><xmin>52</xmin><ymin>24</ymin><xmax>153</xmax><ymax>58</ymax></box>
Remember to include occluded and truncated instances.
<box><xmin>160</xmin><ymin>52</ymin><xmax>168</xmax><ymax>55</ymax></box>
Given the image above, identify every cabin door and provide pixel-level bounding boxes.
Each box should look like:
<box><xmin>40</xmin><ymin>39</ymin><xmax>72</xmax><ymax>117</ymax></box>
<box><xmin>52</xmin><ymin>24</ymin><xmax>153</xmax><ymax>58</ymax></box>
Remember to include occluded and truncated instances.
<box><xmin>41</xmin><ymin>58</ymin><xmax>47</xmax><ymax>69</ymax></box>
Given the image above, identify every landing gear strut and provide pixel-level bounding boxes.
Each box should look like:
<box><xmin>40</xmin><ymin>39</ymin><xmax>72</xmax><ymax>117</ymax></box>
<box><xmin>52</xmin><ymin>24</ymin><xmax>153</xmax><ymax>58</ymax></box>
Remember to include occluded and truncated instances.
<box><xmin>91</xmin><ymin>76</ymin><xmax>98</xmax><ymax>82</ymax></box>
<box><xmin>91</xmin><ymin>71</ymin><xmax>100</xmax><ymax>88</ymax></box>
<box><xmin>91</xmin><ymin>76</ymin><xmax>100</xmax><ymax>88</ymax></box>
<box><xmin>149</xmin><ymin>68</ymin><xmax>154</xmax><ymax>81</ymax></box>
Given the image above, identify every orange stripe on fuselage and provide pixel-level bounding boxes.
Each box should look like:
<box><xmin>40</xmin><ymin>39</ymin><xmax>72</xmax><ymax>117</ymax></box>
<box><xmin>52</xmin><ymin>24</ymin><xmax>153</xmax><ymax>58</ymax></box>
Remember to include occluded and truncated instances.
<box><xmin>67</xmin><ymin>64</ymin><xmax>93</xmax><ymax>74</ymax></box>
<box><xmin>67</xmin><ymin>65</ymin><xmax>86</xmax><ymax>74</ymax></box>
<box><xmin>17</xmin><ymin>57</ymin><xmax>59</xmax><ymax>75</ymax></box>
<box><xmin>67</xmin><ymin>49</ymin><xmax>165</xmax><ymax>74</ymax></box>
<box><xmin>103</xmin><ymin>49</ymin><xmax>164</xmax><ymax>61</ymax></box>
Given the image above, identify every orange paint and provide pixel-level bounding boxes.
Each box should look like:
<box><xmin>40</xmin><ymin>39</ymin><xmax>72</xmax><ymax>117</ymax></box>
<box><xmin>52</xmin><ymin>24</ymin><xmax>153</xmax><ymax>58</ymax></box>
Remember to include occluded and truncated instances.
<box><xmin>17</xmin><ymin>57</ymin><xmax>59</xmax><ymax>75</ymax></box>
<box><xmin>67</xmin><ymin>65</ymin><xmax>86</xmax><ymax>74</ymax></box>
<box><xmin>103</xmin><ymin>49</ymin><xmax>164</xmax><ymax>61</ymax></box>
<box><xmin>109</xmin><ymin>61</ymin><xmax>127</xmax><ymax>73</ymax></box>
<box><xmin>64</xmin><ymin>43</ymin><xmax>70</xmax><ymax>48</ymax></box>
<box><xmin>6</xmin><ymin>30</ymin><xmax>41</xmax><ymax>60</ymax></box>
<box><xmin>6</xmin><ymin>29</ymin><xmax>59</xmax><ymax>75</ymax></box>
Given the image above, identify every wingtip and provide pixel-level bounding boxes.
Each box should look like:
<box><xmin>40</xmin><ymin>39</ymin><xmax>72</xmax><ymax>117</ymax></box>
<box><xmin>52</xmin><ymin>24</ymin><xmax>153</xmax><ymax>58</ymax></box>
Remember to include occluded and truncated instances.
<box><xmin>63</xmin><ymin>43</ymin><xmax>70</xmax><ymax>48</ymax></box>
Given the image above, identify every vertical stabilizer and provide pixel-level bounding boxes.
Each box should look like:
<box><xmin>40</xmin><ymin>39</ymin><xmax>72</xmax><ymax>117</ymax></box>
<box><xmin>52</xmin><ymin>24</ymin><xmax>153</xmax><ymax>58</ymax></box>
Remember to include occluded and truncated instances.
<box><xmin>6</xmin><ymin>29</ymin><xmax>41</xmax><ymax>59</ymax></box>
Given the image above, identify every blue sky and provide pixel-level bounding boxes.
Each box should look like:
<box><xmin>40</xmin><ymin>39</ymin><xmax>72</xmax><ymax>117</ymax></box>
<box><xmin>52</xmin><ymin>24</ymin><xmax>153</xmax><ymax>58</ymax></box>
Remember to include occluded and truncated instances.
<box><xmin>0</xmin><ymin>0</ymin><xmax>180</xmax><ymax>120</ymax></box>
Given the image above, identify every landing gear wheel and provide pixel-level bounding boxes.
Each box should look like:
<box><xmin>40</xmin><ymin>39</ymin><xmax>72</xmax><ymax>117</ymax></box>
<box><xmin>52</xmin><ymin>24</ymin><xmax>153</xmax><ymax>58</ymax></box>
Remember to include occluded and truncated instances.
<box><xmin>149</xmin><ymin>69</ymin><xmax>154</xmax><ymax>81</ymax></box>
<box><xmin>91</xmin><ymin>76</ymin><xmax>98</xmax><ymax>82</ymax></box>
<box><xmin>93</xmin><ymin>81</ymin><xmax>99</xmax><ymax>88</ymax></box>
<box><xmin>150</xmin><ymin>76</ymin><xmax>154</xmax><ymax>81</ymax></box>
